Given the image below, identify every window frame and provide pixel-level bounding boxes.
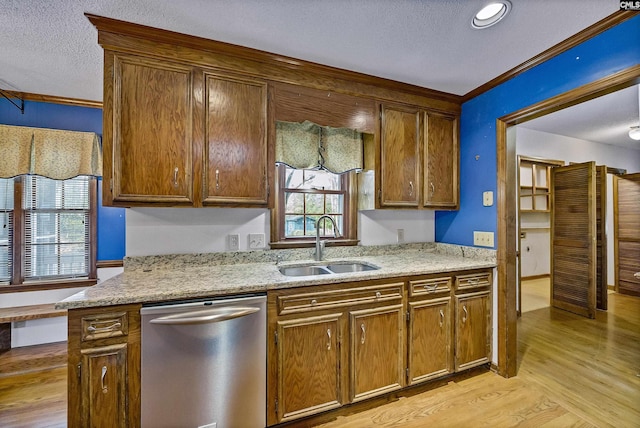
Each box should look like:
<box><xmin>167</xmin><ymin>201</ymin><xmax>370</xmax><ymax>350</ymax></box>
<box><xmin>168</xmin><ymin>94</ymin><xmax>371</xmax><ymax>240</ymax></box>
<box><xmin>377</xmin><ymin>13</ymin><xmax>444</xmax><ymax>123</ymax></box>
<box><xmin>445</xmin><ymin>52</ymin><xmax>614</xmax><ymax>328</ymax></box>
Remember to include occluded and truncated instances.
<box><xmin>0</xmin><ymin>176</ymin><xmax>98</xmax><ymax>293</ymax></box>
<box><xmin>270</xmin><ymin>164</ymin><xmax>358</xmax><ymax>248</ymax></box>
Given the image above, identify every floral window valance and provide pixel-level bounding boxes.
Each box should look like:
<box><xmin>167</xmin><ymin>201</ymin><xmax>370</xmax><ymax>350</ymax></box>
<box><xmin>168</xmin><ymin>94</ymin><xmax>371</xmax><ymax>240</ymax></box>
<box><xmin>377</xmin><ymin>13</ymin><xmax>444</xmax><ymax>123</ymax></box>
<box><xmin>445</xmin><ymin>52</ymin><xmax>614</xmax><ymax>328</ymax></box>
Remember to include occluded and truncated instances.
<box><xmin>0</xmin><ymin>124</ymin><xmax>102</xmax><ymax>179</ymax></box>
<box><xmin>275</xmin><ymin>120</ymin><xmax>363</xmax><ymax>173</ymax></box>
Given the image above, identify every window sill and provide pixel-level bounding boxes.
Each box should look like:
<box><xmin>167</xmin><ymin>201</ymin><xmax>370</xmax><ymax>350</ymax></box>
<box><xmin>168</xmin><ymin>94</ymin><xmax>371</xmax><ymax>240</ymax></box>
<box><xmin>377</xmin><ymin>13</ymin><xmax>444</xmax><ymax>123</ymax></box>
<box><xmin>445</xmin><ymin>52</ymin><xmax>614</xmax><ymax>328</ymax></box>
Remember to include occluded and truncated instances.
<box><xmin>269</xmin><ymin>239</ymin><xmax>359</xmax><ymax>249</ymax></box>
<box><xmin>0</xmin><ymin>278</ymin><xmax>97</xmax><ymax>294</ymax></box>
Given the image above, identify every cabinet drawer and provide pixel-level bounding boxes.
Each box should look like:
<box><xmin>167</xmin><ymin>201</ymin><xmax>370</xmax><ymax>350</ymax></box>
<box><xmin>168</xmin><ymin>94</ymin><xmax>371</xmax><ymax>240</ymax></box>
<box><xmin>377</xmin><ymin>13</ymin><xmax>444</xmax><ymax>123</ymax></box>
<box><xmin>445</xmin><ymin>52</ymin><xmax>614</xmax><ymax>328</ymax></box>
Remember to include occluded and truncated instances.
<box><xmin>278</xmin><ymin>283</ymin><xmax>404</xmax><ymax>315</ymax></box>
<box><xmin>409</xmin><ymin>276</ymin><xmax>452</xmax><ymax>297</ymax></box>
<box><xmin>81</xmin><ymin>312</ymin><xmax>128</xmax><ymax>341</ymax></box>
<box><xmin>455</xmin><ymin>271</ymin><xmax>492</xmax><ymax>292</ymax></box>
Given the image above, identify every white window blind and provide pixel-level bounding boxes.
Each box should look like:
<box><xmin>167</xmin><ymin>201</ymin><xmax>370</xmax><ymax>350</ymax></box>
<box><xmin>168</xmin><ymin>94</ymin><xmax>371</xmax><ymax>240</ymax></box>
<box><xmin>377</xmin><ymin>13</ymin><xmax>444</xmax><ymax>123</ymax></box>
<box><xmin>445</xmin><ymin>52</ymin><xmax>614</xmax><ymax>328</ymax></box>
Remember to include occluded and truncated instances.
<box><xmin>0</xmin><ymin>178</ymin><xmax>14</xmax><ymax>284</ymax></box>
<box><xmin>23</xmin><ymin>176</ymin><xmax>90</xmax><ymax>281</ymax></box>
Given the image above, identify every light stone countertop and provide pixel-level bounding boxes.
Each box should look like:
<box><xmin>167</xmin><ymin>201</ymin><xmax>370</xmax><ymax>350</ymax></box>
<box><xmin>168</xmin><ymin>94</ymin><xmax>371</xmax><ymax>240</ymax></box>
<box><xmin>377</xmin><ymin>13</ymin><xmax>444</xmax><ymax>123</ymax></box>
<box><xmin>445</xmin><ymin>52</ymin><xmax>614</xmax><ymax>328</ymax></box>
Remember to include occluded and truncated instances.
<box><xmin>58</xmin><ymin>243</ymin><xmax>496</xmax><ymax>310</ymax></box>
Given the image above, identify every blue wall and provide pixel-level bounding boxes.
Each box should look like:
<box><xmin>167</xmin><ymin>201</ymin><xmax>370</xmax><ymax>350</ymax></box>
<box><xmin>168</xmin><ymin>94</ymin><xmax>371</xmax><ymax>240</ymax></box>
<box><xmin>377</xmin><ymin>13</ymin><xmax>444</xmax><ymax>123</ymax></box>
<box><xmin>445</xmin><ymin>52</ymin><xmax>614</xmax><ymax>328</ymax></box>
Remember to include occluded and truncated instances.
<box><xmin>0</xmin><ymin>99</ymin><xmax>125</xmax><ymax>261</ymax></box>
<box><xmin>436</xmin><ymin>14</ymin><xmax>640</xmax><ymax>247</ymax></box>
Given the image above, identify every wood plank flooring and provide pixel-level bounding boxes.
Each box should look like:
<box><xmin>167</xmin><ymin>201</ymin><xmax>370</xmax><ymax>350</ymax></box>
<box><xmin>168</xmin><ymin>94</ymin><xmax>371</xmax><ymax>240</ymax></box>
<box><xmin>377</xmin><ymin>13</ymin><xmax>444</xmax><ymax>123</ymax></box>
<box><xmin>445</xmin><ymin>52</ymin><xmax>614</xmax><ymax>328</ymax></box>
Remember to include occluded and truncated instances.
<box><xmin>0</xmin><ymin>292</ymin><xmax>638</xmax><ymax>428</ymax></box>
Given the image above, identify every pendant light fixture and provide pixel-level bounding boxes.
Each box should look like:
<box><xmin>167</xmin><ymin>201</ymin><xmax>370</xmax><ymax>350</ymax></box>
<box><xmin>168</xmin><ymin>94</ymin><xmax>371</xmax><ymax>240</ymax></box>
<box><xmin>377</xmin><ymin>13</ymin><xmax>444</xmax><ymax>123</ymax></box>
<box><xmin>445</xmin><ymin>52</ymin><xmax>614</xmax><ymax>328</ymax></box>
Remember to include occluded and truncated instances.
<box><xmin>629</xmin><ymin>85</ymin><xmax>640</xmax><ymax>141</ymax></box>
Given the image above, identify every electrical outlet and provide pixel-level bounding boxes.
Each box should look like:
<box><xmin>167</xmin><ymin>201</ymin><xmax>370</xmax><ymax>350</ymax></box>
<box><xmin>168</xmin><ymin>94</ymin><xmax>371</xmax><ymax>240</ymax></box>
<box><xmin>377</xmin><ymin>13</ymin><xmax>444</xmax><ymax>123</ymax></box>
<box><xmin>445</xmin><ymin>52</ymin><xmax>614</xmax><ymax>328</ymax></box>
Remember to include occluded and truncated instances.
<box><xmin>397</xmin><ymin>228</ymin><xmax>405</xmax><ymax>243</ymax></box>
<box><xmin>473</xmin><ymin>231</ymin><xmax>494</xmax><ymax>247</ymax></box>
<box><xmin>228</xmin><ymin>234</ymin><xmax>239</xmax><ymax>251</ymax></box>
<box><xmin>248</xmin><ymin>233</ymin><xmax>265</xmax><ymax>249</ymax></box>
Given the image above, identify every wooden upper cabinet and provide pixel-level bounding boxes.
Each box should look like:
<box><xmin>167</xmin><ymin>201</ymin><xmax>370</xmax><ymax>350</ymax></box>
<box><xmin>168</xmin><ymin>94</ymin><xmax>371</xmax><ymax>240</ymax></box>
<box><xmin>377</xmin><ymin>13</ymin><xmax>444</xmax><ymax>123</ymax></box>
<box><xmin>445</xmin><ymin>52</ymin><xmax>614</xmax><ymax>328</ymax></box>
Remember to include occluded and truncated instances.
<box><xmin>379</xmin><ymin>104</ymin><xmax>421</xmax><ymax>207</ymax></box>
<box><xmin>105</xmin><ymin>52</ymin><xmax>194</xmax><ymax>206</ymax></box>
<box><xmin>424</xmin><ymin>112</ymin><xmax>458</xmax><ymax>209</ymax></box>
<box><xmin>201</xmin><ymin>73</ymin><xmax>268</xmax><ymax>205</ymax></box>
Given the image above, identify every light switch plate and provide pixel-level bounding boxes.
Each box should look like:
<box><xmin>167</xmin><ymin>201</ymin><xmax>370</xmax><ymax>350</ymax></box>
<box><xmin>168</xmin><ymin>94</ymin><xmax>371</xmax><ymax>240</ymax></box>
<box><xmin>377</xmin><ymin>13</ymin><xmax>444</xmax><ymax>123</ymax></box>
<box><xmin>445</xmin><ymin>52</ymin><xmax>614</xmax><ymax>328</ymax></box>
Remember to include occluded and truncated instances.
<box><xmin>473</xmin><ymin>231</ymin><xmax>494</xmax><ymax>247</ymax></box>
<box><xmin>482</xmin><ymin>191</ymin><xmax>494</xmax><ymax>207</ymax></box>
<box><xmin>248</xmin><ymin>233</ymin><xmax>265</xmax><ymax>249</ymax></box>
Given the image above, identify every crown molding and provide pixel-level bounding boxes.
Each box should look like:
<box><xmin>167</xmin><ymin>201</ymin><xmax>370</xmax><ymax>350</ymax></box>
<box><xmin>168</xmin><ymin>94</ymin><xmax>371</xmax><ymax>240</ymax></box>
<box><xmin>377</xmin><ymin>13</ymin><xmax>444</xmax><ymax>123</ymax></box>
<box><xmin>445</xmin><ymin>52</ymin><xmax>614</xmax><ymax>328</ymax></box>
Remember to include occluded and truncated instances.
<box><xmin>462</xmin><ymin>11</ymin><xmax>637</xmax><ymax>103</ymax></box>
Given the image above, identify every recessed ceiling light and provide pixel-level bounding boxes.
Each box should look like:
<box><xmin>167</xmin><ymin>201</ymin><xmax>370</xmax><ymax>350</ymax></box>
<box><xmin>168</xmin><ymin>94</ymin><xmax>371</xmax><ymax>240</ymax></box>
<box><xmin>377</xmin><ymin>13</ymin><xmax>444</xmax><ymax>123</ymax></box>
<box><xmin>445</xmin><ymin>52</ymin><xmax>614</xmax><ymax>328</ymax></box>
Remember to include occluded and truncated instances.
<box><xmin>472</xmin><ymin>1</ymin><xmax>512</xmax><ymax>29</ymax></box>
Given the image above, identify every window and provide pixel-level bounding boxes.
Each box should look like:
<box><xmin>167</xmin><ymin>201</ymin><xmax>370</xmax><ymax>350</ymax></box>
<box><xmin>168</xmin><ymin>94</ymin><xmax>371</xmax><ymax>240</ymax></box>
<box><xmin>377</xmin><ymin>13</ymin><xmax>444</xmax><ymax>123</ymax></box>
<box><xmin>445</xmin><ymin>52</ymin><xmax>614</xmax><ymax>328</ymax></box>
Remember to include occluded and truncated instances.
<box><xmin>0</xmin><ymin>176</ymin><xmax>97</xmax><ymax>291</ymax></box>
<box><xmin>271</xmin><ymin>164</ymin><xmax>358</xmax><ymax>248</ymax></box>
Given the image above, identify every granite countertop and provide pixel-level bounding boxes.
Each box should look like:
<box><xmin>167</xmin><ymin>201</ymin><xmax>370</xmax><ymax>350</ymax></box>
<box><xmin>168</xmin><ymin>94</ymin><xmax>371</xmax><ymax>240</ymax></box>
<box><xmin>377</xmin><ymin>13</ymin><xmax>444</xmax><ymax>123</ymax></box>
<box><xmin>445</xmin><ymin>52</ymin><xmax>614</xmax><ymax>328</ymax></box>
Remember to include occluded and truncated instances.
<box><xmin>57</xmin><ymin>243</ymin><xmax>496</xmax><ymax>310</ymax></box>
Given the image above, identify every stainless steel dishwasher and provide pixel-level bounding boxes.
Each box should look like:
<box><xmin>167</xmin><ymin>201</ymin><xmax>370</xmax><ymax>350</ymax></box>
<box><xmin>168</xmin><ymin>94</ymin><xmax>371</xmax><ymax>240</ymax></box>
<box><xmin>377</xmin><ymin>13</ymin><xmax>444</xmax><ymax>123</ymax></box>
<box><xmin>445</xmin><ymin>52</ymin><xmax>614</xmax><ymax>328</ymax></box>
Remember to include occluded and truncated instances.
<box><xmin>140</xmin><ymin>294</ymin><xmax>266</xmax><ymax>428</ymax></box>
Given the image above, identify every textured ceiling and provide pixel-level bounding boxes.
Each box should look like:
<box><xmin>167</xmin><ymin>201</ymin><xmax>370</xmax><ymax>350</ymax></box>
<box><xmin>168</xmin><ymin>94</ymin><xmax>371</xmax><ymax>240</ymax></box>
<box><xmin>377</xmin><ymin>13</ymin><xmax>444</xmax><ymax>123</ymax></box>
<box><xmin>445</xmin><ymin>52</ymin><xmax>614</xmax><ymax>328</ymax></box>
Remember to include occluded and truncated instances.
<box><xmin>0</xmin><ymin>0</ymin><xmax>619</xmax><ymax>101</ymax></box>
<box><xmin>1</xmin><ymin>1</ymin><xmax>637</xmax><ymax>151</ymax></box>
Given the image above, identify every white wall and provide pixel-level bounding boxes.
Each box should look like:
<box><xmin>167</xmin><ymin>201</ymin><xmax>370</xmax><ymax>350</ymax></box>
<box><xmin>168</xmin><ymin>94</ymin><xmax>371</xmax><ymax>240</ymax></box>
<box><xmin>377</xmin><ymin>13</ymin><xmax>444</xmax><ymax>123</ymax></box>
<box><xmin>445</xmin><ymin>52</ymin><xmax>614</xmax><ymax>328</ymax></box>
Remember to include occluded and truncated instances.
<box><xmin>2</xmin><ymin>266</ymin><xmax>124</xmax><ymax>347</ymax></box>
<box><xmin>516</xmin><ymin>127</ymin><xmax>640</xmax><ymax>285</ymax></box>
<box><xmin>127</xmin><ymin>207</ymin><xmax>435</xmax><ymax>256</ymax></box>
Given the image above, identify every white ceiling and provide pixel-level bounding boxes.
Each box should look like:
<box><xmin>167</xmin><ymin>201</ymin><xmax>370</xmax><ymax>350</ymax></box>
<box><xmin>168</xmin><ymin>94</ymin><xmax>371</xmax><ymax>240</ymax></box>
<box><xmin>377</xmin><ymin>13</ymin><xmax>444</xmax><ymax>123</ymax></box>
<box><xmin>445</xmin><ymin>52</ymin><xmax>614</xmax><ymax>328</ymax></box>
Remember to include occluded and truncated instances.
<box><xmin>1</xmin><ymin>1</ymin><xmax>637</xmax><ymax>150</ymax></box>
<box><xmin>521</xmin><ymin>84</ymin><xmax>640</xmax><ymax>151</ymax></box>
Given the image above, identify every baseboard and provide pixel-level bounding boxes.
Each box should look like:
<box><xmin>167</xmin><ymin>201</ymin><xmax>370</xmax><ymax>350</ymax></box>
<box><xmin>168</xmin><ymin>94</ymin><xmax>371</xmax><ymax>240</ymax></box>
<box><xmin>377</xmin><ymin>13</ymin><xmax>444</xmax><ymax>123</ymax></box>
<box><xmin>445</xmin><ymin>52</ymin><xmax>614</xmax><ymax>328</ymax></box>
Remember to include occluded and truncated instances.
<box><xmin>608</xmin><ymin>284</ymin><xmax>616</xmax><ymax>291</ymax></box>
<box><xmin>521</xmin><ymin>274</ymin><xmax>550</xmax><ymax>281</ymax></box>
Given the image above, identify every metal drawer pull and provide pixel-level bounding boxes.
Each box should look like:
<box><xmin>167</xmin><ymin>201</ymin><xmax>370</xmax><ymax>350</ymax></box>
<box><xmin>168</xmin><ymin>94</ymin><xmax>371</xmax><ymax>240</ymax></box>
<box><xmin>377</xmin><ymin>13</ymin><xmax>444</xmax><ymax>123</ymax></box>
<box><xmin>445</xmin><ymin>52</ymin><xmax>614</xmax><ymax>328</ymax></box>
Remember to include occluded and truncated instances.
<box><xmin>424</xmin><ymin>284</ymin><xmax>438</xmax><ymax>293</ymax></box>
<box><xmin>462</xmin><ymin>305</ymin><xmax>468</xmax><ymax>323</ymax></box>
<box><xmin>439</xmin><ymin>309</ymin><xmax>444</xmax><ymax>327</ymax></box>
<box><xmin>360</xmin><ymin>323</ymin><xmax>366</xmax><ymax>344</ymax></box>
<box><xmin>87</xmin><ymin>322</ymin><xmax>122</xmax><ymax>333</ymax></box>
<box><xmin>215</xmin><ymin>169</ymin><xmax>220</xmax><ymax>190</ymax></box>
<box><xmin>101</xmin><ymin>366</ymin><xmax>108</xmax><ymax>393</ymax></box>
<box><xmin>409</xmin><ymin>181</ymin><xmax>414</xmax><ymax>196</ymax></box>
<box><xmin>172</xmin><ymin>167</ymin><xmax>179</xmax><ymax>187</ymax></box>
<box><xmin>469</xmin><ymin>278</ymin><xmax>480</xmax><ymax>285</ymax></box>
<box><xmin>327</xmin><ymin>328</ymin><xmax>332</xmax><ymax>350</ymax></box>
<box><xmin>430</xmin><ymin>182</ymin><xmax>435</xmax><ymax>197</ymax></box>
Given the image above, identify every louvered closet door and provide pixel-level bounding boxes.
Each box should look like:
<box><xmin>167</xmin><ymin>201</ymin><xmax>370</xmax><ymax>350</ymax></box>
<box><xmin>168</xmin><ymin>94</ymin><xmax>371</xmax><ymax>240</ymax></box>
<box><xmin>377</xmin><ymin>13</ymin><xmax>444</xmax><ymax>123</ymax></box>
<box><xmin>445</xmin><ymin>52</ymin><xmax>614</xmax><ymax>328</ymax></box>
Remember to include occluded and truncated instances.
<box><xmin>551</xmin><ymin>162</ymin><xmax>597</xmax><ymax>318</ymax></box>
<box><xmin>614</xmin><ymin>173</ymin><xmax>640</xmax><ymax>297</ymax></box>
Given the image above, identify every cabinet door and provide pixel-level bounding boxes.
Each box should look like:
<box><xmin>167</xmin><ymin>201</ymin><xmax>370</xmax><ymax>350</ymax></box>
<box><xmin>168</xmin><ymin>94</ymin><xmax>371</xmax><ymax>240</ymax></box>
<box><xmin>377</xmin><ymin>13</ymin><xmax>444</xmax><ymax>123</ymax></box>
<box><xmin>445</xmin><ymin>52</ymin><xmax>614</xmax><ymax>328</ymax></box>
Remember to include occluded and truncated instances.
<box><xmin>455</xmin><ymin>291</ymin><xmax>491</xmax><ymax>371</ymax></box>
<box><xmin>81</xmin><ymin>344</ymin><xmax>127</xmax><ymax>428</ymax></box>
<box><xmin>202</xmin><ymin>73</ymin><xmax>268</xmax><ymax>205</ymax></box>
<box><xmin>276</xmin><ymin>314</ymin><xmax>343</xmax><ymax>423</ymax></box>
<box><xmin>408</xmin><ymin>297</ymin><xmax>452</xmax><ymax>384</ymax></box>
<box><xmin>350</xmin><ymin>305</ymin><xmax>404</xmax><ymax>401</ymax></box>
<box><xmin>379</xmin><ymin>105</ymin><xmax>421</xmax><ymax>207</ymax></box>
<box><xmin>107</xmin><ymin>53</ymin><xmax>194</xmax><ymax>206</ymax></box>
<box><xmin>424</xmin><ymin>112</ymin><xmax>458</xmax><ymax>209</ymax></box>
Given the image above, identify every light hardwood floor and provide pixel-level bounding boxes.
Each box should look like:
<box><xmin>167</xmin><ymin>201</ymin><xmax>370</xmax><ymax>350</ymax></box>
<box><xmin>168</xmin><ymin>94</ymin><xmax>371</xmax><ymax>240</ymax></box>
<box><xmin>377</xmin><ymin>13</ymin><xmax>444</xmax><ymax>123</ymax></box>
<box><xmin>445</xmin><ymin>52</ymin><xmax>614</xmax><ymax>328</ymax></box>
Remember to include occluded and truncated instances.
<box><xmin>0</xmin><ymin>292</ymin><xmax>638</xmax><ymax>428</ymax></box>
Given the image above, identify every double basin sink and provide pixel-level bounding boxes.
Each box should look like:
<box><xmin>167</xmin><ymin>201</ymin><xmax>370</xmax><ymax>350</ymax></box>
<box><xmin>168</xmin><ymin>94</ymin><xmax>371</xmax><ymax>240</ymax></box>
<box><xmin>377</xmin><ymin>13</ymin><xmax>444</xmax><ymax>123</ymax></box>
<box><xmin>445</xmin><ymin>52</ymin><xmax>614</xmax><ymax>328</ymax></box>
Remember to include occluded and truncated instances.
<box><xmin>279</xmin><ymin>261</ymin><xmax>379</xmax><ymax>277</ymax></box>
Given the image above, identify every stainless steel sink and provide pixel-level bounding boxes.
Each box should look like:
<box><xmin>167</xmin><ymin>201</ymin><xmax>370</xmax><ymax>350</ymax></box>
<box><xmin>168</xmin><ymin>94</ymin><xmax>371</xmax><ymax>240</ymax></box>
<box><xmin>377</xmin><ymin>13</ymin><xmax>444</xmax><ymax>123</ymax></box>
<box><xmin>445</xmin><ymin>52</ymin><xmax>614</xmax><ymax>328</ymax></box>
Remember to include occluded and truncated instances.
<box><xmin>325</xmin><ymin>262</ymin><xmax>379</xmax><ymax>273</ymax></box>
<box><xmin>278</xmin><ymin>262</ymin><xmax>379</xmax><ymax>276</ymax></box>
<box><xmin>278</xmin><ymin>265</ymin><xmax>332</xmax><ymax>276</ymax></box>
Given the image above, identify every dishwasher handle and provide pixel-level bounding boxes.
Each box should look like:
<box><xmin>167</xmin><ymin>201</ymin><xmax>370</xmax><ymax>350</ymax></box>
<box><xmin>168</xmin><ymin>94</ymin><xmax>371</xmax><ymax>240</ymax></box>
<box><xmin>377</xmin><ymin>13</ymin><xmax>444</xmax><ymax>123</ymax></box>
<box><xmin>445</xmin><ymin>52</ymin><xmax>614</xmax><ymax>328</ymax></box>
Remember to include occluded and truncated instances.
<box><xmin>149</xmin><ymin>306</ymin><xmax>260</xmax><ymax>325</ymax></box>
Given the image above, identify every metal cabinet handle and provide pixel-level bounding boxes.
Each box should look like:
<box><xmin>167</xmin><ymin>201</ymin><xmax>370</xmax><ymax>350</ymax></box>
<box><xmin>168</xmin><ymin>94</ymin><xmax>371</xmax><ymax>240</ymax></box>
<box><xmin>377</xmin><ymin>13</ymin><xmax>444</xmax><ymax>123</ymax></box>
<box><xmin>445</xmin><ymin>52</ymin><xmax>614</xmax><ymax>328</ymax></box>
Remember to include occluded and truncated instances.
<box><xmin>101</xmin><ymin>366</ymin><xmax>108</xmax><ymax>393</ymax></box>
<box><xmin>215</xmin><ymin>169</ymin><xmax>220</xmax><ymax>190</ymax></box>
<box><xmin>172</xmin><ymin>167</ymin><xmax>179</xmax><ymax>187</ymax></box>
<box><xmin>462</xmin><ymin>305</ymin><xmax>468</xmax><ymax>323</ymax></box>
<box><xmin>311</xmin><ymin>299</ymin><xmax>318</xmax><ymax>306</ymax></box>
<box><xmin>87</xmin><ymin>322</ymin><xmax>122</xmax><ymax>333</ymax></box>
<box><xmin>439</xmin><ymin>309</ymin><xmax>444</xmax><ymax>327</ymax></box>
<box><xmin>360</xmin><ymin>323</ymin><xmax>366</xmax><ymax>344</ymax></box>
<box><xmin>430</xmin><ymin>182</ymin><xmax>435</xmax><ymax>197</ymax></box>
<box><xmin>375</xmin><ymin>291</ymin><xmax>382</xmax><ymax>299</ymax></box>
<box><xmin>424</xmin><ymin>284</ymin><xmax>438</xmax><ymax>293</ymax></box>
<box><xmin>327</xmin><ymin>328</ymin><xmax>332</xmax><ymax>350</ymax></box>
<box><xmin>408</xmin><ymin>181</ymin><xmax>414</xmax><ymax>196</ymax></box>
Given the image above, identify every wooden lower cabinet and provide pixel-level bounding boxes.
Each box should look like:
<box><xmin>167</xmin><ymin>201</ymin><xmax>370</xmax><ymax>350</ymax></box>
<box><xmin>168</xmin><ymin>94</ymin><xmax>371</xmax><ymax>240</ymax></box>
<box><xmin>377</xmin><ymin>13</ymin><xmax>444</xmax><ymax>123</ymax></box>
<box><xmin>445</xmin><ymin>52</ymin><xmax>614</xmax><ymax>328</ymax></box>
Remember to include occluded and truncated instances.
<box><xmin>80</xmin><ymin>344</ymin><xmax>128</xmax><ymax>428</ymax></box>
<box><xmin>350</xmin><ymin>305</ymin><xmax>405</xmax><ymax>401</ymax></box>
<box><xmin>68</xmin><ymin>305</ymin><xmax>141</xmax><ymax>428</ymax></box>
<box><xmin>275</xmin><ymin>313</ymin><xmax>345</xmax><ymax>422</ymax></box>
<box><xmin>407</xmin><ymin>297</ymin><xmax>452</xmax><ymax>384</ymax></box>
<box><xmin>455</xmin><ymin>290</ymin><xmax>491</xmax><ymax>371</ymax></box>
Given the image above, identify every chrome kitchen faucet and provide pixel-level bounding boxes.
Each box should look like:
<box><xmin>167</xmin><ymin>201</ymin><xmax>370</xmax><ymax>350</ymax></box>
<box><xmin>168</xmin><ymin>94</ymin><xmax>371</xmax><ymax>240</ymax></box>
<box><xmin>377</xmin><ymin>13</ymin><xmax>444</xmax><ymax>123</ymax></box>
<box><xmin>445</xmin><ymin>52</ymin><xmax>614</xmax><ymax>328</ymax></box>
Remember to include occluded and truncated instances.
<box><xmin>315</xmin><ymin>215</ymin><xmax>340</xmax><ymax>261</ymax></box>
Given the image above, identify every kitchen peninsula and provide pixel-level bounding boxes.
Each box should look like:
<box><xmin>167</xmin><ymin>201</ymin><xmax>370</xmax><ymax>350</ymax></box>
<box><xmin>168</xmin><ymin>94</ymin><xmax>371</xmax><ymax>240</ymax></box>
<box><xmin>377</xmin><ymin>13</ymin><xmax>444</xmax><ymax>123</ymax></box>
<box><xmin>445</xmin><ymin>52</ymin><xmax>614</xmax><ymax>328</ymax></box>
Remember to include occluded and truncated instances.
<box><xmin>58</xmin><ymin>243</ymin><xmax>495</xmax><ymax>426</ymax></box>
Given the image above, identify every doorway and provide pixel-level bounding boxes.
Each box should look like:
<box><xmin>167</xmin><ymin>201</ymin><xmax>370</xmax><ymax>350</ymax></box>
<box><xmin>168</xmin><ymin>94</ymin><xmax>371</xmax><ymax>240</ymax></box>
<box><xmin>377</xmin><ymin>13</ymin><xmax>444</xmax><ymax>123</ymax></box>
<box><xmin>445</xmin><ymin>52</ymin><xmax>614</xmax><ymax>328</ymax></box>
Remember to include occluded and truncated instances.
<box><xmin>496</xmin><ymin>66</ymin><xmax>640</xmax><ymax>377</ymax></box>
